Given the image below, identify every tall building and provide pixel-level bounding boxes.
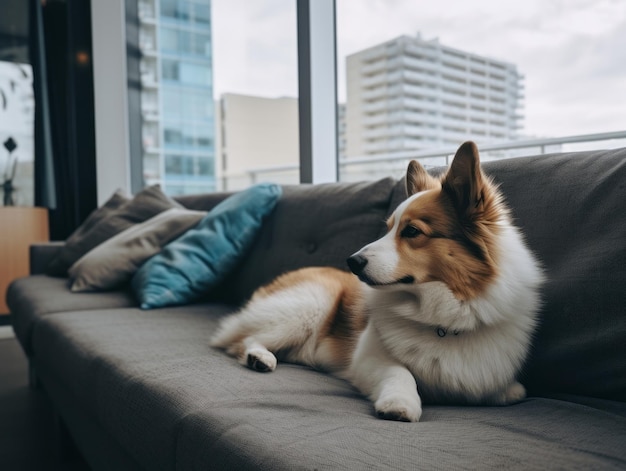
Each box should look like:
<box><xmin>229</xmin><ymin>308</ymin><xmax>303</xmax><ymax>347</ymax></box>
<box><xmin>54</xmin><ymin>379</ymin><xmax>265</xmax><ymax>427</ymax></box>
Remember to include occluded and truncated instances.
<box><xmin>138</xmin><ymin>0</ymin><xmax>215</xmax><ymax>195</ymax></box>
<box><xmin>215</xmin><ymin>93</ymin><xmax>299</xmax><ymax>190</ymax></box>
<box><xmin>345</xmin><ymin>34</ymin><xmax>523</xmax><ymax>158</ymax></box>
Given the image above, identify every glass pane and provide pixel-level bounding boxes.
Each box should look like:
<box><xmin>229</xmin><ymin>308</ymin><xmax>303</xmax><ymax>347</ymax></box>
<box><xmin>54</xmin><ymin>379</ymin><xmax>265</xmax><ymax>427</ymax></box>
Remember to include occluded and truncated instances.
<box><xmin>136</xmin><ymin>0</ymin><xmax>298</xmax><ymax>195</ymax></box>
<box><xmin>336</xmin><ymin>0</ymin><xmax>626</xmax><ymax>182</ymax></box>
<box><xmin>212</xmin><ymin>0</ymin><xmax>299</xmax><ymax>191</ymax></box>
<box><xmin>138</xmin><ymin>0</ymin><xmax>216</xmax><ymax>195</ymax></box>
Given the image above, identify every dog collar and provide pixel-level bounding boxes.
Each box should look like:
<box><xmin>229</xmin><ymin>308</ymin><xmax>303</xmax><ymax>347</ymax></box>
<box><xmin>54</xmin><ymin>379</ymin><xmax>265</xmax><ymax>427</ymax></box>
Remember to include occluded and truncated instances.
<box><xmin>436</xmin><ymin>326</ymin><xmax>461</xmax><ymax>337</ymax></box>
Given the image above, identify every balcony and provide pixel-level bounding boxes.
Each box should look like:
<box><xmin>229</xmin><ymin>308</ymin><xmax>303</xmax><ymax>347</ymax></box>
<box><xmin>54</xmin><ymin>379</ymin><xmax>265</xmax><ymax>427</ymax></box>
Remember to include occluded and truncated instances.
<box><xmin>222</xmin><ymin>131</ymin><xmax>626</xmax><ymax>190</ymax></box>
<box><xmin>362</xmin><ymin>98</ymin><xmax>404</xmax><ymax>113</ymax></box>
<box><xmin>361</xmin><ymin>70</ymin><xmax>403</xmax><ymax>89</ymax></box>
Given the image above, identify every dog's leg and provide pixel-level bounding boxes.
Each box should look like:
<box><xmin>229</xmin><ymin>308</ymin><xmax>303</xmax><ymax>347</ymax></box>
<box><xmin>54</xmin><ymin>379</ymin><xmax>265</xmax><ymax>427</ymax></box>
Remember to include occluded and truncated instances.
<box><xmin>241</xmin><ymin>337</ymin><xmax>278</xmax><ymax>372</ymax></box>
<box><xmin>489</xmin><ymin>381</ymin><xmax>526</xmax><ymax>405</ymax></box>
<box><xmin>348</xmin><ymin>325</ymin><xmax>422</xmax><ymax>422</ymax></box>
<box><xmin>210</xmin><ymin>304</ymin><xmax>284</xmax><ymax>373</ymax></box>
<box><xmin>210</xmin><ymin>278</ymin><xmax>341</xmax><ymax>372</ymax></box>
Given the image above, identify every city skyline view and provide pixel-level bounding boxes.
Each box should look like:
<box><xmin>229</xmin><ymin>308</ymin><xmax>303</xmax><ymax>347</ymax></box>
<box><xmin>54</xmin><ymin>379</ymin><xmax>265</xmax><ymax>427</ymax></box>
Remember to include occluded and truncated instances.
<box><xmin>2</xmin><ymin>0</ymin><xmax>625</xmax><ymax>197</ymax></box>
<box><xmin>212</xmin><ymin>0</ymin><xmax>626</xmax><ymax>139</ymax></box>
<box><xmin>344</xmin><ymin>34</ymin><xmax>524</xmax><ymax>157</ymax></box>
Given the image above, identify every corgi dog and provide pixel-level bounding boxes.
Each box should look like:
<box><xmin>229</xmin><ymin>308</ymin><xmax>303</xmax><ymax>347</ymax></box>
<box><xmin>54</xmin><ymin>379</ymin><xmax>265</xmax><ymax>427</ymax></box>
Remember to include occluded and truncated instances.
<box><xmin>210</xmin><ymin>141</ymin><xmax>544</xmax><ymax>422</ymax></box>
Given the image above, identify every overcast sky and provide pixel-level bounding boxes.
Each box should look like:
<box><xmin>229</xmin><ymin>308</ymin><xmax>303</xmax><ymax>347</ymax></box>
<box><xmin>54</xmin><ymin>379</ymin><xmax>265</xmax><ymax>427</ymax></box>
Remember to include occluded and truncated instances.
<box><xmin>211</xmin><ymin>0</ymin><xmax>626</xmax><ymax>139</ymax></box>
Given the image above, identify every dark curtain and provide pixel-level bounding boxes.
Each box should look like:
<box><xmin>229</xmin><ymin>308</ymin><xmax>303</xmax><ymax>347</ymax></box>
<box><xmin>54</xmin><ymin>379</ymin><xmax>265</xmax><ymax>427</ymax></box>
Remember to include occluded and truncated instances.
<box><xmin>29</xmin><ymin>0</ymin><xmax>97</xmax><ymax>241</ymax></box>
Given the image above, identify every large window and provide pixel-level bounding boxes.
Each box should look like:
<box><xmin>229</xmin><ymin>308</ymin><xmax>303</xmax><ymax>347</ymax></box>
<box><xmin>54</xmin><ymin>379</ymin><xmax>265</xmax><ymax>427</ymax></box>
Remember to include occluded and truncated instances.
<box><xmin>127</xmin><ymin>1</ymin><xmax>626</xmax><ymax>195</ymax></box>
<box><xmin>336</xmin><ymin>0</ymin><xmax>626</xmax><ymax>181</ymax></box>
<box><xmin>134</xmin><ymin>0</ymin><xmax>299</xmax><ymax>194</ymax></box>
<box><xmin>211</xmin><ymin>0</ymin><xmax>299</xmax><ymax>190</ymax></box>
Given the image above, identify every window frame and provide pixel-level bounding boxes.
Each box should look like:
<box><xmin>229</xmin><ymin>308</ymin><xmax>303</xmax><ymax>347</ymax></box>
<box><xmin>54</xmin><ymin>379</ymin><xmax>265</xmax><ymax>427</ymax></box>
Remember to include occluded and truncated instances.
<box><xmin>92</xmin><ymin>0</ymin><xmax>340</xmax><ymax>199</ymax></box>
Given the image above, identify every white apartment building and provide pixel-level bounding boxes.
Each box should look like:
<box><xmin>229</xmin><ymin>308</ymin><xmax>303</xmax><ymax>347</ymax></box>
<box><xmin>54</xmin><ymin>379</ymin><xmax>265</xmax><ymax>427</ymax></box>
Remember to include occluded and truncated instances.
<box><xmin>215</xmin><ymin>93</ymin><xmax>300</xmax><ymax>190</ymax></box>
<box><xmin>215</xmin><ymin>94</ymin><xmax>351</xmax><ymax>190</ymax></box>
<box><xmin>345</xmin><ymin>33</ymin><xmax>524</xmax><ymax>159</ymax></box>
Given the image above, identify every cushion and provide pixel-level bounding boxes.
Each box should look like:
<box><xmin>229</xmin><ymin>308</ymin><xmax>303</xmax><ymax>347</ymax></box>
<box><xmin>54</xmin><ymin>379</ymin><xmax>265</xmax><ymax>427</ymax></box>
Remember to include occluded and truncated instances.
<box><xmin>68</xmin><ymin>207</ymin><xmax>206</xmax><ymax>292</ymax></box>
<box><xmin>46</xmin><ymin>185</ymin><xmax>182</xmax><ymax>276</ymax></box>
<box><xmin>45</xmin><ymin>190</ymin><xmax>128</xmax><ymax>276</ymax></box>
<box><xmin>132</xmin><ymin>183</ymin><xmax>282</xmax><ymax>309</ymax></box>
<box><xmin>31</xmin><ymin>307</ymin><xmax>626</xmax><ymax>471</ymax></box>
<box><xmin>6</xmin><ymin>275</ymin><xmax>137</xmax><ymax>355</ymax></box>
<box><xmin>215</xmin><ymin>177</ymin><xmax>398</xmax><ymax>303</ymax></box>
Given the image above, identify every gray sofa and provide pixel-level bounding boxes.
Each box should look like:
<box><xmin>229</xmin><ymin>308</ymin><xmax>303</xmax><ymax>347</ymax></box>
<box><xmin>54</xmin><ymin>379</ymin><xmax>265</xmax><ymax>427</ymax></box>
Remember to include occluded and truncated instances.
<box><xmin>7</xmin><ymin>148</ymin><xmax>626</xmax><ymax>470</ymax></box>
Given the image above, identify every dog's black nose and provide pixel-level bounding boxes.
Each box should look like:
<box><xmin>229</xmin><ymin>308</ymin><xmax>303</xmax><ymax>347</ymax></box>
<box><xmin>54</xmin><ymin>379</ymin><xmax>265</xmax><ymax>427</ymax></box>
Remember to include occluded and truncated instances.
<box><xmin>347</xmin><ymin>254</ymin><xmax>368</xmax><ymax>275</ymax></box>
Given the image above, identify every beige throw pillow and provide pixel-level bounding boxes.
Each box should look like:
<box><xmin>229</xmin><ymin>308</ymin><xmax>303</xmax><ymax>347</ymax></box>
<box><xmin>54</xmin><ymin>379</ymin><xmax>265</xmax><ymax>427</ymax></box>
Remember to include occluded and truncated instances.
<box><xmin>69</xmin><ymin>207</ymin><xmax>205</xmax><ymax>292</ymax></box>
<box><xmin>47</xmin><ymin>185</ymin><xmax>182</xmax><ymax>276</ymax></box>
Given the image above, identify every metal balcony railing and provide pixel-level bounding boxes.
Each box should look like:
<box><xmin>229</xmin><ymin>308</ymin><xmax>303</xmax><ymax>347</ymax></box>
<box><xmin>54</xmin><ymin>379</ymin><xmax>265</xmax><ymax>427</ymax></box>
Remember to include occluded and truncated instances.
<box><xmin>217</xmin><ymin>130</ymin><xmax>626</xmax><ymax>191</ymax></box>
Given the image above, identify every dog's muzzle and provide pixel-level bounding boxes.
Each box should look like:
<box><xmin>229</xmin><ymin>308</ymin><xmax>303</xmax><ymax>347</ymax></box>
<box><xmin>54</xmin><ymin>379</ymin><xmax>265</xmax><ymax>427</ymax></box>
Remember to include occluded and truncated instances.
<box><xmin>347</xmin><ymin>253</ymin><xmax>415</xmax><ymax>286</ymax></box>
<box><xmin>347</xmin><ymin>254</ymin><xmax>368</xmax><ymax>276</ymax></box>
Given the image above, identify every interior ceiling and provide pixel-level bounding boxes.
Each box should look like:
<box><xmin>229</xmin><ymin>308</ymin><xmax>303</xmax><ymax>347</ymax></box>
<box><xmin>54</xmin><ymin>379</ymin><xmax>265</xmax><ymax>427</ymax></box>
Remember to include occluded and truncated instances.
<box><xmin>0</xmin><ymin>0</ymin><xmax>30</xmax><ymax>63</ymax></box>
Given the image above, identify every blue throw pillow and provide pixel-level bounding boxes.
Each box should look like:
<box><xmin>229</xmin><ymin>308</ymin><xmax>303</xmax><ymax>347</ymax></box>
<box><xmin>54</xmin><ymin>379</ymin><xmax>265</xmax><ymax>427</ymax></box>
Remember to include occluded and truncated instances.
<box><xmin>132</xmin><ymin>183</ymin><xmax>282</xmax><ymax>309</ymax></box>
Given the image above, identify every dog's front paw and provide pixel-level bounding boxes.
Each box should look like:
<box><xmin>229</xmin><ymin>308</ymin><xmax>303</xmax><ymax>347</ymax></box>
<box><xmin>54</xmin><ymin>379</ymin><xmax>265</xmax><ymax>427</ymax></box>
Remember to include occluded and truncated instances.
<box><xmin>243</xmin><ymin>348</ymin><xmax>277</xmax><ymax>372</ymax></box>
<box><xmin>374</xmin><ymin>395</ymin><xmax>422</xmax><ymax>422</ymax></box>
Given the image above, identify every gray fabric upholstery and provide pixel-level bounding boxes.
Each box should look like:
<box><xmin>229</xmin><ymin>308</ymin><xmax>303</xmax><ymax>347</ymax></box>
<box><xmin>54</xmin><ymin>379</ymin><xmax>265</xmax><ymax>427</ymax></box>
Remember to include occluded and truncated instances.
<box><xmin>32</xmin><ymin>305</ymin><xmax>236</xmax><ymax>470</ymax></box>
<box><xmin>174</xmin><ymin>191</ymin><xmax>230</xmax><ymax>212</ymax></box>
<box><xmin>7</xmin><ymin>150</ymin><xmax>626</xmax><ymax>470</ymax></box>
<box><xmin>177</xmin><ymin>398</ymin><xmax>626</xmax><ymax>470</ymax></box>
<box><xmin>29</xmin><ymin>242</ymin><xmax>65</xmax><ymax>275</ymax></box>
<box><xmin>480</xmin><ymin>149</ymin><xmax>626</xmax><ymax>401</ymax></box>
<box><xmin>216</xmin><ymin>178</ymin><xmax>398</xmax><ymax>303</ymax></box>
<box><xmin>35</xmin><ymin>361</ymin><xmax>143</xmax><ymax>471</ymax></box>
<box><xmin>7</xmin><ymin>275</ymin><xmax>136</xmax><ymax>354</ymax></box>
<box><xmin>46</xmin><ymin>185</ymin><xmax>182</xmax><ymax>276</ymax></box>
<box><xmin>32</xmin><ymin>307</ymin><xmax>626</xmax><ymax>470</ymax></box>
<box><xmin>68</xmin><ymin>207</ymin><xmax>205</xmax><ymax>292</ymax></box>
<box><xmin>384</xmin><ymin>149</ymin><xmax>626</xmax><ymax>401</ymax></box>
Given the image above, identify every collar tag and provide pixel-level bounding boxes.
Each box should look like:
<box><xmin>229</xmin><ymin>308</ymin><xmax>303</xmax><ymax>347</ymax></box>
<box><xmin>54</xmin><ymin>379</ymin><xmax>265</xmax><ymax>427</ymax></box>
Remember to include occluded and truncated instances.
<box><xmin>437</xmin><ymin>327</ymin><xmax>461</xmax><ymax>338</ymax></box>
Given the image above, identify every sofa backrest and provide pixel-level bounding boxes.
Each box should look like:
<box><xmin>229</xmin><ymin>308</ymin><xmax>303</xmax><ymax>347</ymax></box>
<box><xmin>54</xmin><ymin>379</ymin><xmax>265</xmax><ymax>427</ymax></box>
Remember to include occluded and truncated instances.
<box><xmin>339</xmin><ymin>149</ymin><xmax>626</xmax><ymax>402</ymax></box>
<box><xmin>213</xmin><ymin>177</ymin><xmax>398</xmax><ymax>303</ymax></box>
<box><xmin>480</xmin><ymin>148</ymin><xmax>626</xmax><ymax>402</ymax></box>
<box><xmin>178</xmin><ymin>148</ymin><xmax>626</xmax><ymax>402</ymax></box>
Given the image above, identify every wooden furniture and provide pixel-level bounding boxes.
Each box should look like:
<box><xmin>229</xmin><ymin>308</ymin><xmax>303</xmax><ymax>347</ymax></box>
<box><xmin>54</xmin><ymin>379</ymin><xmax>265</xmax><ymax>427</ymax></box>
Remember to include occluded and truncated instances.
<box><xmin>0</xmin><ymin>207</ymin><xmax>49</xmax><ymax>315</ymax></box>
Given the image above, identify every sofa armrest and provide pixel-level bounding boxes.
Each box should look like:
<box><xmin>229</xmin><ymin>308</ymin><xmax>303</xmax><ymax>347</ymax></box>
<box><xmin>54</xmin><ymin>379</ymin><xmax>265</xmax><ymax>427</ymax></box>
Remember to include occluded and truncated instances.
<box><xmin>30</xmin><ymin>242</ymin><xmax>65</xmax><ymax>275</ymax></box>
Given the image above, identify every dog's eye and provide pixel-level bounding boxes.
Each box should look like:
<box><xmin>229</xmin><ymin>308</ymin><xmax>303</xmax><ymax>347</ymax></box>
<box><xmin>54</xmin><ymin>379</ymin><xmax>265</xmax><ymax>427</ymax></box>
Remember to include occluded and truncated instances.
<box><xmin>401</xmin><ymin>225</ymin><xmax>421</xmax><ymax>238</ymax></box>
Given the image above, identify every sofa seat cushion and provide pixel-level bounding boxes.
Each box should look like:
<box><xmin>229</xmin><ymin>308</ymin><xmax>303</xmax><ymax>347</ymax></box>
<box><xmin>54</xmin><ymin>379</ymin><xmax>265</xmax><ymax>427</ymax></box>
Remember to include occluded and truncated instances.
<box><xmin>31</xmin><ymin>304</ymin><xmax>237</xmax><ymax>471</ymax></box>
<box><xmin>176</xmin><ymin>396</ymin><xmax>626</xmax><ymax>470</ymax></box>
<box><xmin>7</xmin><ymin>275</ymin><xmax>137</xmax><ymax>355</ymax></box>
<box><xmin>31</xmin><ymin>307</ymin><xmax>626</xmax><ymax>470</ymax></box>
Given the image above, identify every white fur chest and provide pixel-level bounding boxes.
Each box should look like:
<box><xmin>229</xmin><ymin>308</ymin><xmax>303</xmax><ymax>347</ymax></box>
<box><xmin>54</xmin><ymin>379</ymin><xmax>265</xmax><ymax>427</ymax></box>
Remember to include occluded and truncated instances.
<box><xmin>365</xmin><ymin>281</ymin><xmax>538</xmax><ymax>403</ymax></box>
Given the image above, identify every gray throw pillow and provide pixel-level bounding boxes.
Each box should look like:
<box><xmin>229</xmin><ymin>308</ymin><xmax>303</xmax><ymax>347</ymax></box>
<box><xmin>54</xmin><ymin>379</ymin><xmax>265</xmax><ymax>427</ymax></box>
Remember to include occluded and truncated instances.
<box><xmin>46</xmin><ymin>185</ymin><xmax>182</xmax><ymax>276</ymax></box>
<box><xmin>68</xmin><ymin>207</ymin><xmax>206</xmax><ymax>292</ymax></box>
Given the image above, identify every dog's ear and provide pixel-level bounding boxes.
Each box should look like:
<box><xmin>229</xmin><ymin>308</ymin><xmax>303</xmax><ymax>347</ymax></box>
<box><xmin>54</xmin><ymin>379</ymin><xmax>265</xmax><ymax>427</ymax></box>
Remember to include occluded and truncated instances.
<box><xmin>406</xmin><ymin>160</ymin><xmax>439</xmax><ymax>196</ymax></box>
<box><xmin>442</xmin><ymin>141</ymin><xmax>484</xmax><ymax>217</ymax></box>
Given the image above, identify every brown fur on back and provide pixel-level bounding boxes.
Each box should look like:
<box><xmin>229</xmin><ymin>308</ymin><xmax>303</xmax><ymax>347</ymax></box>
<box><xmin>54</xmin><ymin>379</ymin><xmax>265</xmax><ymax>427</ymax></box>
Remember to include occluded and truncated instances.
<box><xmin>255</xmin><ymin>267</ymin><xmax>367</xmax><ymax>370</ymax></box>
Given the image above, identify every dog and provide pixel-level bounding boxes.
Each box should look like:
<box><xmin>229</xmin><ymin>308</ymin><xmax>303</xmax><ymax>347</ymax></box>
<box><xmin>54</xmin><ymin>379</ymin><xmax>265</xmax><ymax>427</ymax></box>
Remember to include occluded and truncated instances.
<box><xmin>210</xmin><ymin>141</ymin><xmax>544</xmax><ymax>422</ymax></box>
